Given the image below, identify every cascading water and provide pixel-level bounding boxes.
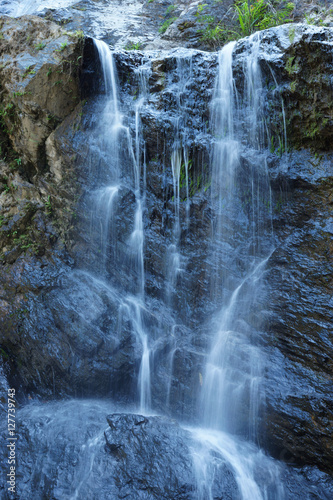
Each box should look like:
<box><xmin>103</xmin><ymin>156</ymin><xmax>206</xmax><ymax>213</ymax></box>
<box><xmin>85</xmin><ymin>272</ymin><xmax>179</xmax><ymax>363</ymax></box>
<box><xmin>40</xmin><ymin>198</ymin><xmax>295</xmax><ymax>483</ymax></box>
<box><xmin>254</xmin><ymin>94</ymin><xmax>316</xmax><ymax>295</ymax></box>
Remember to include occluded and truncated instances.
<box><xmin>201</xmin><ymin>35</ymin><xmax>272</xmax><ymax>440</ymax></box>
<box><xmin>166</xmin><ymin>53</ymin><xmax>194</xmax><ymax>306</ymax></box>
<box><xmin>87</xmin><ymin>37</ymin><xmax>282</xmax><ymax>498</ymax></box>
<box><xmin>191</xmin><ymin>36</ymin><xmax>283</xmax><ymax>499</ymax></box>
<box><xmin>89</xmin><ymin>39</ymin><xmax>151</xmax><ymax>412</ymax></box>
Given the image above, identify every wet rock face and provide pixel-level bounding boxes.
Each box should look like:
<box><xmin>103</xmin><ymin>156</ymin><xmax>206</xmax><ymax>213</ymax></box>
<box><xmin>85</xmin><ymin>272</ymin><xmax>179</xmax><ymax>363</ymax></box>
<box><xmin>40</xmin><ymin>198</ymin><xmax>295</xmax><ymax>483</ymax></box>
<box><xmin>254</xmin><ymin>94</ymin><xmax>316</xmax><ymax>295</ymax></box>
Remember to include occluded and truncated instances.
<box><xmin>0</xmin><ymin>16</ymin><xmax>85</xmax><ymax>401</ymax></box>
<box><xmin>1</xmin><ymin>400</ymin><xmax>332</xmax><ymax>499</ymax></box>
<box><xmin>0</xmin><ymin>15</ymin><xmax>83</xmax><ymax>318</ymax></box>
<box><xmin>231</xmin><ymin>23</ymin><xmax>333</xmax><ymax>474</ymax></box>
<box><xmin>264</xmin><ymin>151</ymin><xmax>333</xmax><ymax>473</ymax></box>
<box><xmin>232</xmin><ymin>23</ymin><xmax>333</xmax><ymax>152</ymax></box>
<box><xmin>104</xmin><ymin>413</ymin><xmax>199</xmax><ymax>499</ymax></box>
<box><xmin>261</xmin><ymin>24</ymin><xmax>333</xmax><ymax>151</ymax></box>
<box><xmin>0</xmin><ymin>401</ymin><xmax>242</xmax><ymax>500</ymax></box>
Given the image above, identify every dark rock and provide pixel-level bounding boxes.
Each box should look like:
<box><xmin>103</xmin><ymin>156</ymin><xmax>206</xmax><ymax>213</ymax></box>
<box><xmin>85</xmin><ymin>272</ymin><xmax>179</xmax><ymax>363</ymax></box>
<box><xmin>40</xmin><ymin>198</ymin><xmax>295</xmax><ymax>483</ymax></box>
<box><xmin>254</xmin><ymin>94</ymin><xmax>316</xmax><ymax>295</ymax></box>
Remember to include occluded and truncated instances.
<box><xmin>263</xmin><ymin>150</ymin><xmax>333</xmax><ymax>474</ymax></box>
<box><xmin>104</xmin><ymin>413</ymin><xmax>200</xmax><ymax>499</ymax></box>
<box><xmin>0</xmin><ymin>401</ymin><xmax>241</xmax><ymax>499</ymax></box>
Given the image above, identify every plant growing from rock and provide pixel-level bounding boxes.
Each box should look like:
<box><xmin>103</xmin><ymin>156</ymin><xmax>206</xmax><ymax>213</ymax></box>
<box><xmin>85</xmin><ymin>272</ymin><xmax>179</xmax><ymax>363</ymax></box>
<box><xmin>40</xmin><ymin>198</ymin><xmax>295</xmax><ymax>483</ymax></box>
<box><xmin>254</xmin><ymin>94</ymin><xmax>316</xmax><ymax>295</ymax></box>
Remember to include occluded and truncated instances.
<box><xmin>125</xmin><ymin>41</ymin><xmax>143</xmax><ymax>50</ymax></box>
<box><xmin>159</xmin><ymin>5</ymin><xmax>179</xmax><ymax>33</ymax></box>
<box><xmin>159</xmin><ymin>17</ymin><xmax>178</xmax><ymax>33</ymax></box>
<box><xmin>234</xmin><ymin>0</ymin><xmax>294</xmax><ymax>36</ymax></box>
<box><xmin>195</xmin><ymin>4</ymin><xmax>229</xmax><ymax>47</ymax></box>
<box><xmin>56</xmin><ymin>41</ymin><xmax>68</xmax><ymax>52</ymax></box>
<box><xmin>35</xmin><ymin>42</ymin><xmax>46</xmax><ymax>50</ymax></box>
<box><xmin>195</xmin><ymin>0</ymin><xmax>294</xmax><ymax>46</ymax></box>
<box><xmin>22</xmin><ymin>65</ymin><xmax>36</xmax><ymax>79</ymax></box>
<box><xmin>44</xmin><ymin>195</ymin><xmax>52</xmax><ymax>216</ymax></box>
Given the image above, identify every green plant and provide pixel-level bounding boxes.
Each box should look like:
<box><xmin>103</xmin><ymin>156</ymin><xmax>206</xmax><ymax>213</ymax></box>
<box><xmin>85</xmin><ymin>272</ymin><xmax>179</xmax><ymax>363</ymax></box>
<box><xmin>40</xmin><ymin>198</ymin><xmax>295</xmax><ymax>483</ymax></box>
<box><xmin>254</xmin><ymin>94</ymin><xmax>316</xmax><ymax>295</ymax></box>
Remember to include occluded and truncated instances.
<box><xmin>166</xmin><ymin>5</ymin><xmax>176</xmax><ymax>15</ymax></box>
<box><xmin>275</xmin><ymin>194</ymin><xmax>283</xmax><ymax>212</ymax></box>
<box><xmin>35</xmin><ymin>42</ymin><xmax>46</xmax><ymax>50</ymax></box>
<box><xmin>200</xmin><ymin>23</ymin><xmax>228</xmax><ymax>46</ymax></box>
<box><xmin>0</xmin><ymin>348</ymin><xmax>9</xmax><ymax>360</ymax></box>
<box><xmin>270</xmin><ymin>135</ymin><xmax>275</xmax><ymax>153</ymax></box>
<box><xmin>56</xmin><ymin>41</ymin><xmax>68</xmax><ymax>52</ymax></box>
<box><xmin>12</xmin><ymin>233</ymin><xmax>37</xmax><ymax>252</ymax></box>
<box><xmin>288</xmin><ymin>25</ymin><xmax>295</xmax><ymax>42</ymax></box>
<box><xmin>285</xmin><ymin>55</ymin><xmax>299</xmax><ymax>75</ymax></box>
<box><xmin>44</xmin><ymin>195</ymin><xmax>52</xmax><ymax>215</ymax></box>
<box><xmin>68</xmin><ymin>30</ymin><xmax>84</xmax><ymax>39</ymax></box>
<box><xmin>235</xmin><ymin>0</ymin><xmax>294</xmax><ymax>36</ymax></box>
<box><xmin>125</xmin><ymin>41</ymin><xmax>143</xmax><ymax>50</ymax></box>
<box><xmin>277</xmin><ymin>135</ymin><xmax>285</xmax><ymax>156</ymax></box>
<box><xmin>195</xmin><ymin>4</ymin><xmax>233</xmax><ymax>46</ymax></box>
<box><xmin>159</xmin><ymin>16</ymin><xmax>178</xmax><ymax>33</ymax></box>
<box><xmin>304</xmin><ymin>12</ymin><xmax>316</xmax><ymax>25</ymax></box>
<box><xmin>204</xmin><ymin>179</ymin><xmax>212</xmax><ymax>192</ymax></box>
<box><xmin>23</xmin><ymin>65</ymin><xmax>36</xmax><ymax>79</ymax></box>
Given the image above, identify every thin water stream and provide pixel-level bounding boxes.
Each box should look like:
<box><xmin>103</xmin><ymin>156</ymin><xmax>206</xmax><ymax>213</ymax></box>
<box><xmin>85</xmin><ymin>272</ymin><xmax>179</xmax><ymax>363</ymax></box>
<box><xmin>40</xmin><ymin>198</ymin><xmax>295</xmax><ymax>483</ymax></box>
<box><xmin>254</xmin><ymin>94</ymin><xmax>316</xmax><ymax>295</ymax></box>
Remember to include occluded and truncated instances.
<box><xmin>91</xmin><ymin>39</ymin><xmax>152</xmax><ymax>412</ymax></box>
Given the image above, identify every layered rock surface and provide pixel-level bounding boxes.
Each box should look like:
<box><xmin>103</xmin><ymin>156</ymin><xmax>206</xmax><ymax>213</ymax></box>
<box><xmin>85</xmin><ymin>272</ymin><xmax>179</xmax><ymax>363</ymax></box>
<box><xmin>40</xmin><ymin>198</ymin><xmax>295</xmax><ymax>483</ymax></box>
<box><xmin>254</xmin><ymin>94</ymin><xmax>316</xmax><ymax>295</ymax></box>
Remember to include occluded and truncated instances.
<box><xmin>1</xmin><ymin>400</ymin><xmax>331</xmax><ymax>499</ymax></box>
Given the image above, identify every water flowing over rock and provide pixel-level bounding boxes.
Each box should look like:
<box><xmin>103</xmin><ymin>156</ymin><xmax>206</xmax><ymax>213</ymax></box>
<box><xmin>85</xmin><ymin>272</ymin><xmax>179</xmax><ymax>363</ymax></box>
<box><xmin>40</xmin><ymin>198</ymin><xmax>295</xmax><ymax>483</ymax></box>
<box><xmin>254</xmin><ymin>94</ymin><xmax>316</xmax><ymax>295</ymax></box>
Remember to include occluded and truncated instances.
<box><xmin>0</xmin><ymin>6</ymin><xmax>333</xmax><ymax>499</ymax></box>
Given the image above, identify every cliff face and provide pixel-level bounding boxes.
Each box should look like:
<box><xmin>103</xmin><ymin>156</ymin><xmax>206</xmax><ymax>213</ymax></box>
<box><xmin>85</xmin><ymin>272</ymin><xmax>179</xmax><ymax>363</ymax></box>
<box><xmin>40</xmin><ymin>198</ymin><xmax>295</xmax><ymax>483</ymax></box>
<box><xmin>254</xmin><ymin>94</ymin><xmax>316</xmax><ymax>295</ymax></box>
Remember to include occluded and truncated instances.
<box><xmin>0</xmin><ymin>15</ymin><xmax>84</xmax><ymax>396</ymax></box>
<box><xmin>0</xmin><ymin>10</ymin><xmax>333</xmax><ymax>496</ymax></box>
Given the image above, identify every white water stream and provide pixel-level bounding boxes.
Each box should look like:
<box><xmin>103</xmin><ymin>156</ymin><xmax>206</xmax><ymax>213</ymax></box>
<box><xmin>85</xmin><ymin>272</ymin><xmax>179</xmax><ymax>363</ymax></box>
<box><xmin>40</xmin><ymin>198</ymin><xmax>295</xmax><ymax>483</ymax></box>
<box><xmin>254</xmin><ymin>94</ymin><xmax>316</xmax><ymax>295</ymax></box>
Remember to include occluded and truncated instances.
<box><xmin>93</xmin><ymin>39</ymin><xmax>151</xmax><ymax>413</ymax></box>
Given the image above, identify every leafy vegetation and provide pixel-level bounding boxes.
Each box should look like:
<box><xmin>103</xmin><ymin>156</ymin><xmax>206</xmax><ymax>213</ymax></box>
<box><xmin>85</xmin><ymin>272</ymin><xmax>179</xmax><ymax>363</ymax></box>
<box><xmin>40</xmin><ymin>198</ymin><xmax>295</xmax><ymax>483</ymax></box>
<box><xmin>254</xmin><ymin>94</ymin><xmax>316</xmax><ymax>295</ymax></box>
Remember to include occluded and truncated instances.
<box><xmin>166</xmin><ymin>5</ymin><xmax>177</xmax><ymax>15</ymax></box>
<box><xmin>159</xmin><ymin>4</ymin><xmax>180</xmax><ymax>34</ymax></box>
<box><xmin>159</xmin><ymin>16</ymin><xmax>178</xmax><ymax>34</ymax></box>
<box><xmin>195</xmin><ymin>1</ymin><xmax>294</xmax><ymax>46</ymax></box>
<box><xmin>22</xmin><ymin>65</ymin><xmax>36</xmax><ymax>79</ymax></box>
<box><xmin>195</xmin><ymin>4</ymin><xmax>228</xmax><ymax>47</ymax></box>
<box><xmin>285</xmin><ymin>55</ymin><xmax>299</xmax><ymax>75</ymax></box>
<box><xmin>125</xmin><ymin>41</ymin><xmax>143</xmax><ymax>50</ymax></box>
<box><xmin>235</xmin><ymin>0</ymin><xmax>294</xmax><ymax>36</ymax></box>
<box><xmin>56</xmin><ymin>41</ymin><xmax>68</xmax><ymax>52</ymax></box>
<box><xmin>44</xmin><ymin>195</ymin><xmax>52</xmax><ymax>216</ymax></box>
<box><xmin>68</xmin><ymin>30</ymin><xmax>84</xmax><ymax>39</ymax></box>
<box><xmin>35</xmin><ymin>42</ymin><xmax>46</xmax><ymax>50</ymax></box>
<box><xmin>12</xmin><ymin>233</ymin><xmax>39</xmax><ymax>253</ymax></box>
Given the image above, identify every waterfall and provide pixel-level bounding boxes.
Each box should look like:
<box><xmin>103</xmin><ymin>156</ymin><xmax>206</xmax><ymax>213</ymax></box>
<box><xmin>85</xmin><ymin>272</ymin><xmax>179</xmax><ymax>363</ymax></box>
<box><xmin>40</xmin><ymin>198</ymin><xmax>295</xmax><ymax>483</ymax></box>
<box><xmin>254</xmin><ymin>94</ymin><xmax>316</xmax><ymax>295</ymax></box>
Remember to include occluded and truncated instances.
<box><xmin>91</xmin><ymin>39</ymin><xmax>151</xmax><ymax>412</ymax></box>
<box><xmin>1</xmin><ymin>2</ymin><xmax>331</xmax><ymax>495</ymax></box>
<box><xmin>166</xmin><ymin>53</ymin><xmax>194</xmax><ymax>306</ymax></box>
<box><xmin>191</xmin><ymin>36</ymin><xmax>284</xmax><ymax>499</ymax></box>
<box><xmin>90</xmin><ymin>37</ymin><xmax>283</xmax><ymax>497</ymax></box>
<box><xmin>201</xmin><ymin>36</ymin><xmax>271</xmax><ymax>441</ymax></box>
